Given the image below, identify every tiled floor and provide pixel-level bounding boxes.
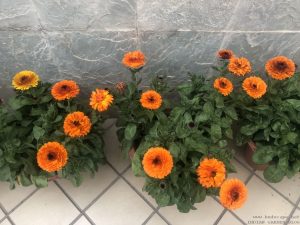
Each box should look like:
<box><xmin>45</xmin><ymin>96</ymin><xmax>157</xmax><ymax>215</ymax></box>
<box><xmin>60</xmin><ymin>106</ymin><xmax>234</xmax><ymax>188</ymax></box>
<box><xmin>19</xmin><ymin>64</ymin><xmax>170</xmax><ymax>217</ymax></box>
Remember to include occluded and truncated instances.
<box><xmin>0</xmin><ymin>120</ymin><xmax>300</xmax><ymax>225</ymax></box>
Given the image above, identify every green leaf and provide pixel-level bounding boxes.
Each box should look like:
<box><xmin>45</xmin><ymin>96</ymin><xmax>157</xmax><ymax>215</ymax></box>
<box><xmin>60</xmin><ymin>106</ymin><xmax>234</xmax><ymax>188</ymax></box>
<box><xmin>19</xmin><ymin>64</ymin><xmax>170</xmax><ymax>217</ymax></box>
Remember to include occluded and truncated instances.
<box><xmin>169</xmin><ymin>143</ymin><xmax>180</xmax><ymax>158</ymax></box>
<box><xmin>18</xmin><ymin>172</ymin><xmax>32</xmax><ymax>186</ymax></box>
<box><xmin>124</xmin><ymin>123</ymin><xmax>137</xmax><ymax>140</ymax></box>
<box><xmin>224</xmin><ymin>107</ymin><xmax>238</xmax><ymax>120</ymax></box>
<box><xmin>156</xmin><ymin>193</ymin><xmax>170</xmax><ymax>207</ymax></box>
<box><xmin>31</xmin><ymin>175</ymin><xmax>48</xmax><ymax>188</ymax></box>
<box><xmin>0</xmin><ymin>165</ymin><xmax>11</xmax><ymax>181</ymax></box>
<box><xmin>286</xmin><ymin>99</ymin><xmax>300</xmax><ymax>111</ymax></box>
<box><xmin>252</xmin><ymin>146</ymin><xmax>276</xmax><ymax>164</ymax></box>
<box><xmin>203</xmin><ymin>102</ymin><xmax>214</xmax><ymax>115</ymax></box>
<box><xmin>263</xmin><ymin>165</ymin><xmax>285</xmax><ymax>183</ymax></box>
<box><xmin>195</xmin><ymin>113</ymin><xmax>209</xmax><ymax>123</ymax></box>
<box><xmin>210</xmin><ymin>124</ymin><xmax>222</xmax><ymax>141</ymax></box>
<box><xmin>33</xmin><ymin>126</ymin><xmax>45</xmax><ymax>141</ymax></box>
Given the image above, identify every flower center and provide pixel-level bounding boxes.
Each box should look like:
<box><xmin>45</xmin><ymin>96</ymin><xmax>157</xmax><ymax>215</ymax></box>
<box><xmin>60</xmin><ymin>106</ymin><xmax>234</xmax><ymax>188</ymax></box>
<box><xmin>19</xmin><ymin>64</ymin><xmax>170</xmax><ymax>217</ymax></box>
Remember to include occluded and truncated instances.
<box><xmin>276</xmin><ymin>61</ymin><xmax>287</xmax><ymax>70</ymax></box>
<box><xmin>211</xmin><ymin>170</ymin><xmax>217</xmax><ymax>177</ymax></box>
<box><xmin>147</xmin><ymin>96</ymin><xmax>155</xmax><ymax>103</ymax></box>
<box><xmin>61</xmin><ymin>85</ymin><xmax>70</xmax><ymax>91</ymax></box>
<box><xmin>72</xmin><ymin>120</ymin><xmax>81</xmax><ymax>126</ymax></box>
<box><xmin>220</xmin><ymin>81</ymin><xmax>227</xmax><ymax>88</ymax></box>
<box><xmin>20</xmin><ymin>76</ymin><xmax>30</xmax><ymax>84</ymax></box>
<box><xmin>152</xmin><ymin>157</ymin><xmax>162</xmax><ymax>165</ymax></box>
<box><xmin>47</xmin><ymin>152</ymin><xmax>56</xmax><ymax>161</ymax></box>
<box><xmin>231</xmin><ymin>190</ymin><xmax>239</xmax><ymax>201</ymax></box>
<box><xmin>251</xmin><ymin>83</ymin><xmax>257</xmax><ymax>89</ymax></box>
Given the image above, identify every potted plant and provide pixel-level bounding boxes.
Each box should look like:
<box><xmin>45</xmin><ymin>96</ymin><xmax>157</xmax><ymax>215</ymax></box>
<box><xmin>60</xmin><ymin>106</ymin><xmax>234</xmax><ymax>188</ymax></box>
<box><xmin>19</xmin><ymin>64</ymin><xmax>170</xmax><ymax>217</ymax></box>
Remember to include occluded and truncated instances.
<box><xmin>226</xmin><ymin>53</ymin><xmax>300</xmax><ymax>182</ymax></box>
<box><xmin>113</xmin><ymin>51</ymin><xmax>169</xmax><ymax>158</ymax></box>
<box><xmin>131</xmin><ymin>74</ymin><xmax>247</xmax><ymax>212</ymax></box>
<box><xmin>0</xmin><ymin>71</ymin><xmax>111</xmax><ymax>188</ymax></box>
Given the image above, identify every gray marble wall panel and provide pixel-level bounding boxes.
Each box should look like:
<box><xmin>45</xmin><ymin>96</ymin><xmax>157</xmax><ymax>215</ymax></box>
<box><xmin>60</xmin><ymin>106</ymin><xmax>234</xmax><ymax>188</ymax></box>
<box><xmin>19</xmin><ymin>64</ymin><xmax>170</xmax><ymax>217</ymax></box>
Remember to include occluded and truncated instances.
<box><xmin>0</xmin><ymin>0</ymin><xmax>300</xmax><ymax>93</ymax></box>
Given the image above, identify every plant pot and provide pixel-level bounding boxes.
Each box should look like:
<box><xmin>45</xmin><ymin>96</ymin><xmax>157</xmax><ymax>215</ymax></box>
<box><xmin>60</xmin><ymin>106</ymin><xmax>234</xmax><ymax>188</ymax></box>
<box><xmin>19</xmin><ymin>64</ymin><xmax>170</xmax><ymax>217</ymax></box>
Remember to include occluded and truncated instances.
<box><xmin>245</xmin><ymin>141</ymin><xmax>269</xmax><ymax>171</ymax></box>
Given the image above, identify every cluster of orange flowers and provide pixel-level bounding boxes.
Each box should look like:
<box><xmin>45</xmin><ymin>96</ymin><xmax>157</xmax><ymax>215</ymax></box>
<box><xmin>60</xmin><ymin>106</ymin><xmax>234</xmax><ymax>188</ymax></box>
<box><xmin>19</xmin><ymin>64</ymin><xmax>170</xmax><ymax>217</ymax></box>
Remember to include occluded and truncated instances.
<box><xmin>214</xmin><ymin>50</ymin><xmax>296</xmax><ymax>99</ymax></box>
<box><xmin>141</xmin><ymin>146</ymin><xmax>247</xmax><ymax>210</ymax></box>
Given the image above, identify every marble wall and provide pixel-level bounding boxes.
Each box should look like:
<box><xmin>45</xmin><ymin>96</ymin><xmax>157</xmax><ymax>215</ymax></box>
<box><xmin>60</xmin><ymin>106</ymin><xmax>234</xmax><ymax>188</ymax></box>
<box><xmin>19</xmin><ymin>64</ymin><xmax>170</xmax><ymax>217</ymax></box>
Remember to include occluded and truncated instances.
<box><xmin>1</xmin><ymin>0</ymin><xmax>300</xmax><ymax>93</ymax></box>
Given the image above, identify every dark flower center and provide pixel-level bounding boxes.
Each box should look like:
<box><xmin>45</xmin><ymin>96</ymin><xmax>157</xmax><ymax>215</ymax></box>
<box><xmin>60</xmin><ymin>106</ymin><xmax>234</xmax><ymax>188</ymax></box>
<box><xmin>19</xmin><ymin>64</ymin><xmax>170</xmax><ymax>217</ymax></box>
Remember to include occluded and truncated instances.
<box><xmin>276</xmin><ymin>61</ymin><xmax>287</xmax><ymax>70</ymax></box>
<box><xmin>251</xmin><ymin>83</ymin><xmax>257</xmax><ymax>89</ymax></box>
<box><xmin>61</xmin><ymin>85</ymin><xmax>69</xmax><ymax>90</ymax></box>
<box><xmin>73</xmin><ymin>121</ymin><xmax>81</xmax><ymax>126</ymax></box>
<box><xmin>231</xmin><ymin>190</ymin><xmax>239</xmax><ymax>201</ymax></box>
<box><xmin>47</xmin><ymin>152</ymin><xmax>56</xmax><ymax>161</ymax></box>
<box><xmin>159</xmin><ymin>182</ymin><xmax>166</xmax><ymax>189</ymax></box>
<box><xmin>152</xmin><ymin>157</ymin><xmax>161</xmax><ymax>165</ymax></box>
<box><xmin>220</xmin><ymin>81</ymin><xmax>227</xmax><ymax>88</ymax></box>
<box><xmin>147</xmin><ymin>96</ymin><xmax>155</xmax><ymax>103</ymax></box>
<box><xmin>211</xmin><ymin>170</ymin><xmax>217</xmax><ymax>177</ymax></box>
<box><xmin>20</xmin><ymin>76</ymin><xmax>30</xmax><ymax>83</ymax></box>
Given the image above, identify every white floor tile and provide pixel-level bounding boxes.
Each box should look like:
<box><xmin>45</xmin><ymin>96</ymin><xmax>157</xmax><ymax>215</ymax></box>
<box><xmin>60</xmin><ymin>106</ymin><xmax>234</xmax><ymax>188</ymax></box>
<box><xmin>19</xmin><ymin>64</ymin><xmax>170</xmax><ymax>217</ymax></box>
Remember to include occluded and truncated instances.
<box><xmin>234</xmin><ymin>176</ymin><xmax>294</xmax><ymax>224</ymax></box>
<box><xmin>104</xmin><ymin>124</ymin><xmax>130</xmax><ymax>173</ymax></box>
<box><xmin>256</xmin><ymin>171</ymin><xmax>300</xmax><ymax>204</ymax></box>
<box><xmin>290</xmin><ymin>209</ymin><xmax>300</xmax><ymax>224</ymax></box>
<box><xmin>86</xmin><ymin>179</ymin><xmax>153</xmax><ymax>225</ymax></box>
<box><xmin>228</xmin><ymin>159</ymin><xmax>251</xmax><ymax>182</ymax></box>
<box><xmin>0</xmin><ymin>209</ymin><xmax>4</xmax><ymax>220</ymax></box>
<box><xmin>0</xmin><ymin>183</ymin><xmax>36</xmax><ymax>212</ymax></box>
<box><xmin>217</xmin><ymin>212</ymin><xmax>243</xmax><ymax>225</ymax></box>
<box><xmin>123</xmin><ymin>169</ymin><xmax>157</xmax><ymax>207</ymax></box>
<box><xmin>0</xmin><ymin>219</ymin><xmax>11</xmax><ymax>225</ymax></box>
<box><xmin>146</xmin><ymin>214</ymin><xmax>167</xmax><ymax>225</ymax></box>
<box><xmin>10</xmin><ymin>182</ymin><xmax>80</xmax><ymax>225</ymax></box>
<box><xmin>159</xmin><ymin>197</ymin><xmax>223</xmax><ymax>225</ymax></box>
<box><xmin>73</xmin><ymin>216</ymin><xmax>91</xmax><ymax>225</ymax></box>
<box><xmin>57</xmin><ymin>165</ymin><xmax>118</xmax><ymax>209</ymax></box>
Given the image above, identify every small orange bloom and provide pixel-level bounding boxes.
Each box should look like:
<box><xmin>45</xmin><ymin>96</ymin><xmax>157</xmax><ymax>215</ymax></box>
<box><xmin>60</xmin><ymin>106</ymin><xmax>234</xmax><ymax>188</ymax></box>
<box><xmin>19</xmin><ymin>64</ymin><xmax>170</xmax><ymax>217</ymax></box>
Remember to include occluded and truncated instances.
<box><xmin>242</xmin><ymin>76</ymin><xmax>267</xmax><ymax>99</ymax></box>
<box><xmin>142</xmin><ymin>147</ymin><xmax>173</xmax><ymax>179</ymax></box>
<box><xmin>90</xmin><ymin>89</ymin><xmax>114</xmax><ymax>112</ymax></box>
<box><xmin>265</xmin><ymin>56</ymin><xmax>295</xmax><ymax>80</ymax></box>
<box><xmin>217</xmin><ymin>49</ymin><xmax>234</xmax><ymax>60</ymax></box>
<box><xmin>140</xmin><ymin>90</ymin><xmax>162</xmax><ymax>110</ymax></box>
<box><xmin>63</xmin><ymin>111</ymin><xmax>92</xmax><ymax>138</ymax></box>
<box><xmin>196</xmin><ymin>158</ymin><xmax>226</xmax><ymax>188</ymax></box>
<box><xmin>37</xmin><ymin>142</ymin><xmax>68</xmax><ymax>173</ymax></box>
<box><xmin>219</xmin><ymin>178</ymin><xmax>248</xmax><ymax>210</ymax></box>
<box><xmin>122</xmin><ymin>51</ymin><xmax>146</xmax><ymax>69</ymax></box>
<box><xmin>51</xmin><ymin>80</ymin><xmax>80</xmax><ymax>101</ymax></box>
<box><xmin>213</xmin><ymin>77</ymin><xmax>234</xmax><ymax>96</ymax></box>
<box><xmin>115</xmin><ymin>82</ymin><xmax>127</xmax><ymax>93</ymax></box>
<box><xmin>228</xmin><ymin>57</ymin><xmax>251</xmax><ymax>76</ymax></box>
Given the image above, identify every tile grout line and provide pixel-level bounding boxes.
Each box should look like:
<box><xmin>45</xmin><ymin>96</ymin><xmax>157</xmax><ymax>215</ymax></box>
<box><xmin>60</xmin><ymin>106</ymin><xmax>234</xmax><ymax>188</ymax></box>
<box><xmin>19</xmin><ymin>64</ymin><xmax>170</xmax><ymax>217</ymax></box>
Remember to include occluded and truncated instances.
<box><xmin>141</xmin><ymin>210</ymin><xmax>156</xmax><ymax>225</ymax></box>
<box><xmin>68</xmin><ymin>163</ymin><xmax>131</xmax><ymax>225</ymax></box>
<box><xmin>213</xmin><ymin>208</ymin><xmax>227</xmax><ymax>225</ymax></box>
<box><xmin>0</xmin><ymin>203</ymin><xmax>15</xmax><ymax>225</ymax></box>
<box><xmin>54</xmin><ymin>180</ymin><xmax>96</xmax><ymax>225</ymax></box>
<box><xmin>106</xmin><ymin>161</ymin><xmax>172</xmax><ymax>225</ymax></box>
<box><xmin>284</xmin><ymin>195</ymin><xmax>300</xmax><ymax>225</ymax></box>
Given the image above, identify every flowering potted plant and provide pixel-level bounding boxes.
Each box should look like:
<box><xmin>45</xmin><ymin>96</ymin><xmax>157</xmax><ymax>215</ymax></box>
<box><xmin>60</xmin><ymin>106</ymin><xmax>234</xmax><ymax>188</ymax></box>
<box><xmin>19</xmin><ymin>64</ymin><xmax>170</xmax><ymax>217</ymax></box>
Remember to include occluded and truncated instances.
<box><xmin>113</xmin><ymin>51</ymin><xmax>169</xmax><ymax>158</ymax></box>
<box><xmin>219</xmin><ymin>51</ymin><xmax>300</xmax><ymax>182</ymax></box>
<box><xmin>131</xmin><ymin>73</ymin><xmax>247</xmax><ymax>212</ymax></box>
<box><xmin>0</xmin><ymin>71</ymin><xmax>111</xmax><ymax>188</ymax></box>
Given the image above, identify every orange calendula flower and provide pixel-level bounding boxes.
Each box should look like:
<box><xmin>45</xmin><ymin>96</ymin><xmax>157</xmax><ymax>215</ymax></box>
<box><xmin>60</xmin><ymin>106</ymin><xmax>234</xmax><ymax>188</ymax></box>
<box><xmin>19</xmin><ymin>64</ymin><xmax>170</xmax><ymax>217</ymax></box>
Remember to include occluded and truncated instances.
<box><xmin>213</xmin><ymin>77</ymin><xmax>234</xmax><ymax>96</ymax></box>
<box><xmin>219</xmin><ymin>178</ymin><xmax>248</xmax><ymax>210</ymax></box>
<box><xmin>51</xmin><ymin>80</ymin><xmax>80</xmax><ymax>101</ymax></box>
<box><xmin>228</xmin><ymin>57</ymin><xmax>251</xmax><ymax>76</ymax></box>
<box><xmin>90</xmin><ymin>89</ymin><xmax>114</xmax><ymax>112</ymax></box>
<box><xmin>140</xmin><ymin>90</ymin><xmax>162</xmax><ymax>110</ymax></box>
<box><xmin>122</xmin><ymin>51</ymin><xmax>146</xmax><ymax>69</ymax></box>
<box><xmin>196</xmin><ymin>158</ymin><xmax>226</xmax><ymax>188</ymax></box>
<box><xmin>242</xmin><ymin>76</ymin><xmax>267</xmax><ymax>99</ymax></box>
<box><xmin>12</xmin><ymin>70</ymin><xmax>40</xmax><ymax>91</ymax></box>
<box><xmin>142</xmin><ymin>147</ymin><xmax>173</xmax><ymax>179</ymax></box>
<box><xmin>265</xmin><ymin>56</ymin><xmax>296</xmax><ymax>80</ymax></box>
<box><xmin>37</xmin><ymin>142</ymin><xmax>68</xmax><ymax>173</ymax></box>
<box><xmin>217</xmin><ymin>49</ymin><xmax>234</xmax><ymax>60</ymax></box>
<box><xmin>63</xmin><ymin>111</ymin><xmax>92</xmax><ymax>138</ymax></box>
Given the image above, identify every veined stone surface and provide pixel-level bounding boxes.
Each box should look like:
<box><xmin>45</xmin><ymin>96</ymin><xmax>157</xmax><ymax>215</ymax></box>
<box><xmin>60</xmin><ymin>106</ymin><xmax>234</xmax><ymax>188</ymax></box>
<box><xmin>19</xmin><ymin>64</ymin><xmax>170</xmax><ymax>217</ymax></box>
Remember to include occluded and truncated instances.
<box><xmin>0</xmin><ymin>0</ymin><xmax>300</xmax><ymax>92</ymax></box>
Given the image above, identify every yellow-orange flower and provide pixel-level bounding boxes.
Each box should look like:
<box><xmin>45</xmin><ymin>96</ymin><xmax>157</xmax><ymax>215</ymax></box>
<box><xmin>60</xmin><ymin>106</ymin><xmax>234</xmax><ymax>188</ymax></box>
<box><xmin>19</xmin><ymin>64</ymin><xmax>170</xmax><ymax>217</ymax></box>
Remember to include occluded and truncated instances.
<box><xmin>242</xmin><ymin>76</ymin><xmax>267</xmax><ymax>99</ymax></box>
<box><xmin>142</xmin><ymin>147</ymin><xmax>173</xmax><ymax>179</ymax></box>
<box><xmin>219</xmin><ymin>178</ymin><xmax>248</xmax><ymax>210</ymax></box>
<box><xmin>37</xmin><ymin>142</ymin><xmax>68</xmax><ymax>173</ymax></box>
<box><xmin>140</xmin><ymin>90</ymin><xmax>162</xmax><ymax>110</ymax></box>
<box><xmin>228</xmin><ymin>57</ymin><xmax>251</xmax><ymax>76</ymax></box>
<box><xmin>217</xmin><ymin>49</ymin><xmax>234</xmax><ymax>60</ymax></box>
<box><xmin>63</xmin><ymin>111</ymin><xmax>92</xmax><ymax>138</ymax></box>
<box><xmin>90</xmin><ymin>89</ymin><xmax>114</xmax><ymax>112</ymax></box>
<box><xmin>51</xmin><ymin>80</ymin><xmax>80</xmax><ymax>101</ymax></box>
<box><xmin>122</xmin><ymin>51</ymin><xmax>146</xmax><ymax>69</ymax></box>
<box><xmin>265</xmin><ymin>56</ymin><xmax>296</xmax><ymax>80</ymax></box>
<box><xmin>213</xmin><ymin>77</ymin><xmax>234</xmax><ymax>96</ymax></box>
<box><xmin>12</xmin><ymin>70</ymin><xmax>40</xmax><ymax>91</ymax></box>
<box><xmin>196</xmin><ymin>158</ymin><xmax>226</xmax><ymax>188</ymax></box>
